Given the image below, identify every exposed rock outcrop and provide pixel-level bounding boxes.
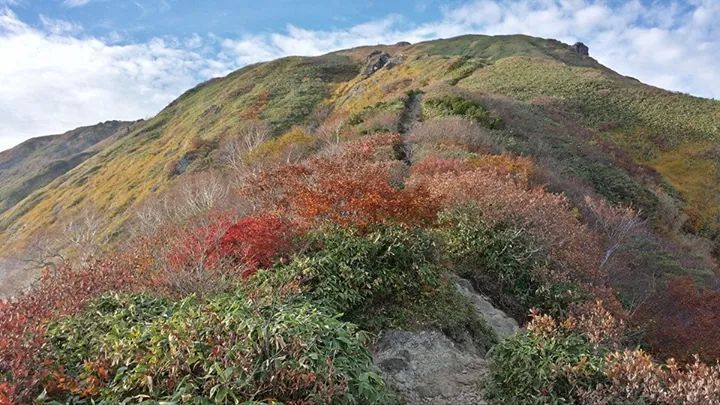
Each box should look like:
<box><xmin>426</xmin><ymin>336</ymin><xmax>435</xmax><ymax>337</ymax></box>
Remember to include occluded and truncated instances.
<box><xmin>571</xmin><ymin>42</ymin><xmax>589</xmax><ymax>56</ymax></box>
<box><xmin>374</xmin><ymin>330</ymin><xmax>488</xmax><ymax>404</ymax></box>
<box><xmin>363</xmin><ymin>51</ymin><xmax>391</xmax><ymax>76</ymax></box>
<box><xmin>362</xmin><ymin>50</ymin><xmax>404</xmax><ymax>77</ymax></box>
<box><xmin>374</xmin><ymin>278</ymin><xmax>518</xmax><ymax>404</ymax></box>
<box><xmin>455</xmin><ymin>278</ymin><xmax>519</xmax><ymax>339</ymax></box>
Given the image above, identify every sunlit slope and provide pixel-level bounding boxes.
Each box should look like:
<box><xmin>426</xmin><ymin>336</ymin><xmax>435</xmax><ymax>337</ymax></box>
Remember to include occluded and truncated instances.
<box><xmin>1</xmin><ymin>34</ymin><xmax>719</xmax><ymax>251</ymax></box>
<box><xmin>456</xmin><ymin>55</ymin><xmax>720</xmax><ymax>231</ymax></box>
<box><xmin>0</xmin><ymin>120</ymin><xmax>136</xmax><ymax>214</ymax></box>
<box><xmin>0</xmin><ymin>55</ymin><xmax>360</xmax><ymax>246</ymax></box>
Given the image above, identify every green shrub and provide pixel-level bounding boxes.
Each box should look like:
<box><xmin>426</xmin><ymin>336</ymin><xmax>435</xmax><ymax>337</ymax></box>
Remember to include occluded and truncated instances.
<box><xmin>264</xmin><ymin>226</ymin><xmax>441</xmax><ymax>320</ymax></box>
<box><xmin>424</xmin><ymin>95</ymin><xmax>503</xmax><ymax>129</ymax></box>
<box><xmin>385</xmin><ymin>276</ymin><xmax>499</xmax><ymax>353</ymax></box>
<box><xmin>485</xmin><ymin>326</ymin><xmax>606</xmax><ymax>404</ymax></box>
<box><xmin>348</xmin><ymin>99</ymin><xmax>405</xmax><ymax>127</ymax></box>
<box><xmin>438</xmin><ymin>205</ymin><xmax>583</xmax><ymax>320</ymax></box>
<box><xmin>570</xmin><ymin>160</ymin><xmax>658</xmax><ymax>216</ymax></box>
<box><xmin>43</xmin><ymin>292</ymin><xmax>391</xmax><ymax>403</ymax></box>
<box><xmin>254</xmin><ymin>225</ymin><xmax>497</xmax><ymax>351</ymax></box>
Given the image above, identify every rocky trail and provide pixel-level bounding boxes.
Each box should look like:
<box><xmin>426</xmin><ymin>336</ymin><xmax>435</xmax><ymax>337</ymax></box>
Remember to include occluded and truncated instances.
<box><xmin>372</xmin><ymin>87</ymin><xmax>520</xmax><ymax>403</ymax></box>
<box><xmin>373</xmin><ymin>278</ymin><xmax>519</xmax><ymax>404</ymax></box>
<box><xmin>393</xmin><ymin>90</ymin><xmax>422</xmax><ymax>165</ymax></box>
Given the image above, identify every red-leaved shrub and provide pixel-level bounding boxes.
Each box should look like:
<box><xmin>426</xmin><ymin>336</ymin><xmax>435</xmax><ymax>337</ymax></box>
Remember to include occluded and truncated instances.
<box><xmin>241</xmin><ymin>133</ymin><xmax>439</xmax><ymax>229</ymax></box>
<box><xmin>0</xmin><ymin>239</ymin><xmax>160</xmax><ymax>401</ymax></box>
<box><xmin>164</xmin><ymin>213</ymin><xmax>295</xmax><ymax>278</ymax></box>
<box><xmin>216</xmin><ymin>214</ymin><xmax>295</xmax><ymax>277</ymax></box>
<box><xmin>635</xmin><ymin>276</ymin><xmax>720</xmax><ymax>363</ymax></box>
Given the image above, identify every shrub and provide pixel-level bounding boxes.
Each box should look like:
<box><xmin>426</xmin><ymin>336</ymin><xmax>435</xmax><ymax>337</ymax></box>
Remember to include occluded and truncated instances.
<box><xmin>408</xmin><ymin>116</ymin><xmax>495</xmax><ymax>159</ymax></box>
<box><xmin>242</xmin><ymin>134</ymin><xmax>439</xmax><ymax>229</ymax></box>
<box><xmin>253</xmin><ymin>225</ymin><xmax>498</xmax><ymax>352</ymax></box>
<box><xmin>347</xmin><ymin>99</ymin><xmax>405</xmax><ymax>127</ymax></box>
<box><xmin>571</xmin><ymin>160</ymin><xmax>659</xmax><ymax>217</ymax></box>
<box><xmin>583</xmin><ymin>350</ymin><xmax>720</xmax><ymax>404</ymax></box>
<box><xmin>635</xmin><ymin>276</ymin><xmax>720</xmax><ymax>363</ymax></box>
<box><xmin>165</xmin><ymin>213</ymin><xmax>296</xmax><ymax>278</ymax></box>
<box><xmin>40</xmin><ymin>292</ymin><xmax>391</xmax><ymax>403</ymax></box>
<box><xmin>410</xmin><ymin>162</ymin><xmax>609</xmax><ymax>307</ymax></box>
<box><xmin>246</xmin><ymin>126</ymin><xmax>316</xmax><ymax>164</ymax></box>
<box><xmin>486</xmin><ymin>307</ymin><xmax>720</xmax><ymax>404</ymax></box>
<box><xmin>266</xmin><ymin>226</ymin><xmax>441</xmax><ymax>323</ymax></box>
<box><xmin>218</xmin><ymin>214</ymin><xmax>295</xmax><ymax>274</ymax></box>
<box><xmin>438</xmin><ymin>204</ymin><xmax>583</xmax><ymax>320</ymax></box>
<box><xmin>423</xmin><ymin>95</ymin><xmax>503</xmax><ymax>129</ymax></box>
<box><xmin>409</xmin><ymin>155</ymin><xmax>470</xmax><ymax>177</ymax></box>
<box><xmin>485</xmin><ymin>310</ymin><xmax>607</xmax><ymax>403</ymax></box>
<box><xmin>0</xmin><ymin>240</ymin><xmax>163</xmax><ymax>402</ymax></box>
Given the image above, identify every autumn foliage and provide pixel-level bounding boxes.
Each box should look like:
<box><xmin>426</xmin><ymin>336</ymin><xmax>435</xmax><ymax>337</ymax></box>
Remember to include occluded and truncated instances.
<box><xmin>2</xmin><ymin>109</ymin><xmax>719</xmax><ymax>403</ymax></box>
<box><xmin>0</xmin><ymin>244</ymin><xmax>159</xmax><ymax>401</ymax></box>
<box><xmin>164</xmin><ymin>213</ymin><xmax>296</xmax><ymax>281</ymax></box>
<box><xmin>635</xmin><ymin>276</ymin><xmax>720</xmax><ymax>363</ymax></box>
<box><xmin>242</xmin><ymin>133</ymin><xmax>439</xmax><ymax>229</ymax></box>
<box><xmin>410</xmin><ymin>154</ymin><xmax>605</xmax><ymax>291</ymax></box>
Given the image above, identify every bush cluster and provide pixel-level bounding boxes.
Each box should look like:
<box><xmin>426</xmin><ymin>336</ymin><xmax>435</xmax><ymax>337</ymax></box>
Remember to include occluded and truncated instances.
<box><xmin>423</xmin><ymin>95</ymin><xmax>504</xmax><ymax>129</ymax></box>
<box><xmin>486</xmin><ymin>306</ymin><xmax>720</xmax><ymax>404</ymax></box>
<box><xmin>438</xmin><ymin>204</ymin><xmax>583</xmax><ymax>320</ymax></box>
<box><xmin>253</xmin><ymin>226</ymin><xmax>498</xmax><ymax>352</ymax></box>
<box><xmin>41</xmin><ymin>292</ymin><xmax>390</xmax><ymax>403</ymax></box>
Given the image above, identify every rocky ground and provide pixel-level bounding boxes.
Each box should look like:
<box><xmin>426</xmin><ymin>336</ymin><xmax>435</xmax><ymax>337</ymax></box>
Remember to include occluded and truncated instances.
<box><xmin>373</xmin><ymin>278</ymin><xmax>519</xmax><ymax>404</ymax></box>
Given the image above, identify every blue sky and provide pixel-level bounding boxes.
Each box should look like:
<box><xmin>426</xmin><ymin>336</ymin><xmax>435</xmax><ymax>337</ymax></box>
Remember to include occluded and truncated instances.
<box><xmin>0</xmin><ymin>0</ymin><xmax>718</xmax><ymax>150</ymax></box>
<box><xmin>12</xmin><ymin>1</ymin><xmax>444</xmax><ymax>39</ymax></box>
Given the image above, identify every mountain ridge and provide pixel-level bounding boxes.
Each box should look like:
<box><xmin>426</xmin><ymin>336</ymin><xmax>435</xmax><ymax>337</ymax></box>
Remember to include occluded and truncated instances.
<box><xmin>0</xmin><ymin>120</ymin><xmax>138</xmax><ymax>215</ymax></box>
<box><xmin>1</xmin><ymin>33</ymin><xmax>719</xmax><ymax>279</ymax></box>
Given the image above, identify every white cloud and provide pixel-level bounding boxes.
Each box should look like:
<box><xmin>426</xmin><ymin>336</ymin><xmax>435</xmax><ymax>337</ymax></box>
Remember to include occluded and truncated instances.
<box><xmin>39</xmin><ymin>15</ymin><xmax>82</xmax><ymax>35</ymax></box>
<box><xmin>63</xmin><ymin>0</ymin><xmax>92</xmax><ymax>8</ymax></box>
<box><xmin>0</xmin><ymin>8</ymin><xmax>232</xmax><ymax>151</ymax></box>
<box><xmin>218</xmin><ymin>0</ymin><xmax>719</xmax><ymax>102</ymax></box>
<box><xmin>0</xmin><ymin>1</ymin><xmax>718</xmax><ymax>151</ymax></box>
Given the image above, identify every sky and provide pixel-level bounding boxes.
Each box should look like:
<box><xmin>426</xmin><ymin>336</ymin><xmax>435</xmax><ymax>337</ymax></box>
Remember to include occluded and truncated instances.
<box><xmin>0</xmin><ymin>0</ymin><xmax>718</xmax><ymax>151</ymax></box>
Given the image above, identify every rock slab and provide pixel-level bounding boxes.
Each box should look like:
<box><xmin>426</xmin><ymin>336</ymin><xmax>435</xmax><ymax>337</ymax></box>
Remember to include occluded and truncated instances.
<box><xmin>374</xmin><ymin>330</ymin><xmax>488</xmax><ymax>404</ymax></box>
<box><xmin>455</xmin><ymin>278</ymin><xmax>519</xmax><ymax>339</ymax></box>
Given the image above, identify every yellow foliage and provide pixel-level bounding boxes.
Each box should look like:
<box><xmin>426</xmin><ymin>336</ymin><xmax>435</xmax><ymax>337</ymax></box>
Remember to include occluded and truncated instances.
<box><xmin>466</xmin><ymin>154</ymin><xmax>535</xmax><ymax>181</ymax></box>
<box><xmin>650</xmin><ymin>142</ymin><xmax>720</xmax><ymax>231</ymax></box>
<box><xmin>246</xmin><ymin>127</ymin><xmax>315</xmax><ymax>163</ymax></box>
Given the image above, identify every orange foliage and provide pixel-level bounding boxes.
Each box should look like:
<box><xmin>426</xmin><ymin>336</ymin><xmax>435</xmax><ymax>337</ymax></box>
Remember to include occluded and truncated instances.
<box><xmin>409</xmin><ymin>155</ymin><xmax>470</xmax><ymax>177</ymax></box>
<box><xmin>410</xmin><ymin>161</ymin><xmax>603</xmax><ymax>287</ymax></box>
<box><xmin>242</xmin><ymin>133</ymin><xmax>439</xmax><ymax>229</ymax></box>
<box><xmin>466</xmin><ymin>154</ymin><xmax>535</xmax><ymax>180</ymax></box>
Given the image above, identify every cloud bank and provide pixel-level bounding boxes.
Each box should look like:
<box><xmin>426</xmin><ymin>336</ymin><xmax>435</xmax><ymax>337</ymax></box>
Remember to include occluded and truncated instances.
<box><xmin>1</xmin><ymin>1</ymin><xmax>718</xmax><ymax>151</ymax></box>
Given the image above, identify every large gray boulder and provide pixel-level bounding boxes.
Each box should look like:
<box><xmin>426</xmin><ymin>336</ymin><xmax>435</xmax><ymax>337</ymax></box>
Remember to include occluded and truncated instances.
<box><xmin>373</xmin><ymin>278</ymin><xmax>519</xmax><ymax>404</ymax></box>
<box><xmin>374</xmin><ymin>330</ymin><xmax>488</xmax><ymax>404</ymax></box>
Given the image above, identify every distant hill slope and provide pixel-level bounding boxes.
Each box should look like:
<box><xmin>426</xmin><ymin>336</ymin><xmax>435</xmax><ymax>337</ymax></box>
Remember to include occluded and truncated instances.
<box><xmin>0</xmin><ymin>33</ymin><xmax>719</xmax><ymax>255</ymax></box>
<box><xmin>0</xmin><ymin>120</ymin><xmax>138</xmax><ymax>214</ymax></box>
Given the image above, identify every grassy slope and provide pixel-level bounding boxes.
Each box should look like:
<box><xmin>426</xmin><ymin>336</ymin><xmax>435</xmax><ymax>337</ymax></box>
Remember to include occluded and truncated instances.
<box><xmin>1</xmin><ymin>34</ymin><xmax>719</xmax><ymax>252</ymax></box>
<box><xmin>458</xmin><ymin>54</ymin><xmax>720</xmax><ymax>231</ymax></box>
<box><xmin>0</xmin><ymin>55</ymin><xmax>359</xmax><ymax>248</ymax></box>
<box><xmin>0</xmin><ymin>120</ymin><xmax>136</xmax><ymax>214</ymax></box>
